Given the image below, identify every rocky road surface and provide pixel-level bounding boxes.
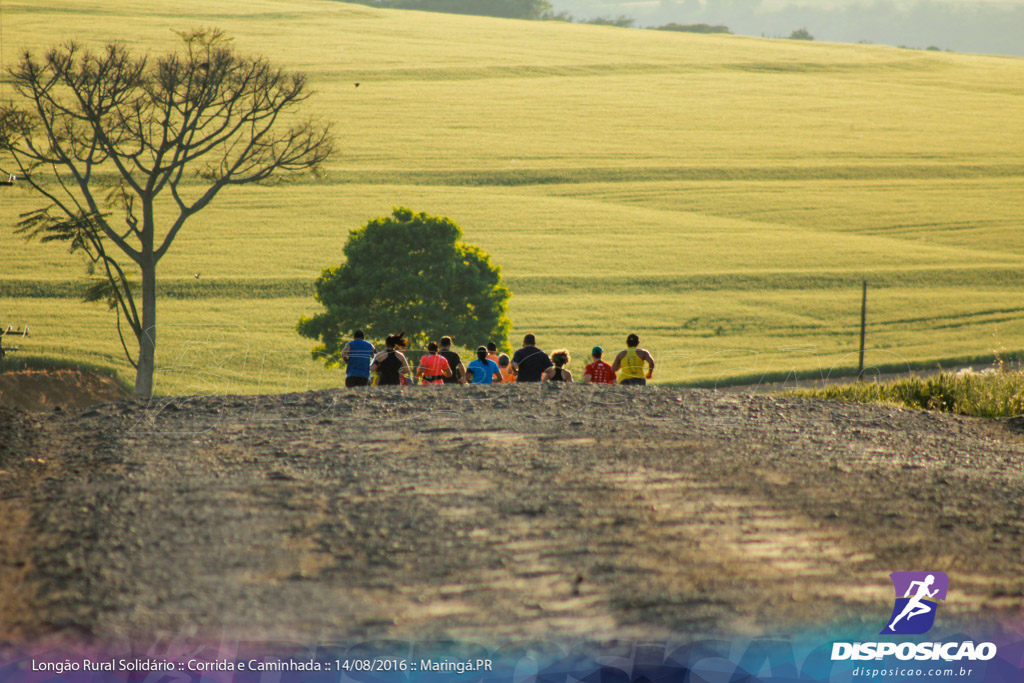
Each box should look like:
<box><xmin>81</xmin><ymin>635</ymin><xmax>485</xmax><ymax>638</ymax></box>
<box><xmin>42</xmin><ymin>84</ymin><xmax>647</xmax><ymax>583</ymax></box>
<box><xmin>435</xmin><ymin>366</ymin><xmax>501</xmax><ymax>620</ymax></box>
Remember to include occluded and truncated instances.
<box><xmin>2</xmin><ymin>385</ymin><xmax>1023</xmax><ymax>646</ymax></box>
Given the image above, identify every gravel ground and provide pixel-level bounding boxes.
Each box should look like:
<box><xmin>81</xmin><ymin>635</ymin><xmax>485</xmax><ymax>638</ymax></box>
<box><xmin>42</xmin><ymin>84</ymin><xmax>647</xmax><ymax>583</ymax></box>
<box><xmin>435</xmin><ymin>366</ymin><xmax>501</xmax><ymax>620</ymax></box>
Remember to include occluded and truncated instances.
<box><xmin>1</xmin><ymin>384</ymin><xmax>1023</xmax><ymax>646</ymax></box>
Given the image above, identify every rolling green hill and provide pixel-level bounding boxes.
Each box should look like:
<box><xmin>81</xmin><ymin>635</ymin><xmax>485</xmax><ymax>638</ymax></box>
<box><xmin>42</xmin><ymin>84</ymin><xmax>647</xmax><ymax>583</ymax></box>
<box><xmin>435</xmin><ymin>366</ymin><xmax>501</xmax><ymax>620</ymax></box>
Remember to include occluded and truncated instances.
<box><xmin>2</xmin><ymin>0</ymin><xmax>1023</xmax><ymax>393</ymax></box>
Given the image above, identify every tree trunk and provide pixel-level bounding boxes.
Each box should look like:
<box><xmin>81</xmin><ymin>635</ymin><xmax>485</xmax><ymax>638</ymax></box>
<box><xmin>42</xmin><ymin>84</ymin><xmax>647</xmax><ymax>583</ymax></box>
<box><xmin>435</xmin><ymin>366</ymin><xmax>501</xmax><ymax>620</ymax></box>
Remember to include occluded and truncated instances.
<box><xmin>134</xmin><ymin>259</ymin><xmax>157</xmax><ymax>398</ymax></box>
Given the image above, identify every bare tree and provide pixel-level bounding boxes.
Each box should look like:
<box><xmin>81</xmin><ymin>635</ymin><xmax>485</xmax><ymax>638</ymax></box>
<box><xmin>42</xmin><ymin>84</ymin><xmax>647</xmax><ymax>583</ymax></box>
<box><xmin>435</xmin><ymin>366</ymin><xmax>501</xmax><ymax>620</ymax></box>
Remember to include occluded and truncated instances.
<box><xmin>0</xmin><ymin>29</ymin><xmax>333</xmax><ymax>397</ymax></box>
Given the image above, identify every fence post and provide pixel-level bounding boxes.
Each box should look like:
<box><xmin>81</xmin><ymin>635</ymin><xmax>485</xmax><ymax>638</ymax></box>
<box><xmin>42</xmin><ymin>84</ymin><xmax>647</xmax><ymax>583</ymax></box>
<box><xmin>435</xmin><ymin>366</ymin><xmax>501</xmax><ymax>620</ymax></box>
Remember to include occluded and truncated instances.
<box><xmin>858</xmin><ymin>279</ymin><xmax>867</xmax><ymax>379</ymax></box>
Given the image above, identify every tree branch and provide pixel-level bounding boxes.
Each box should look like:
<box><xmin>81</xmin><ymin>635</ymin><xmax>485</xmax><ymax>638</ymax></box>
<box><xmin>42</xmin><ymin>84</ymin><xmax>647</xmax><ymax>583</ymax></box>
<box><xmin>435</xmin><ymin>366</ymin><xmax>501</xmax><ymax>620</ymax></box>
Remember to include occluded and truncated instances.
<box><xmin>2</xmin><ymin>30</ymin><xmax>335</xmax><ymax>392</ymax></box>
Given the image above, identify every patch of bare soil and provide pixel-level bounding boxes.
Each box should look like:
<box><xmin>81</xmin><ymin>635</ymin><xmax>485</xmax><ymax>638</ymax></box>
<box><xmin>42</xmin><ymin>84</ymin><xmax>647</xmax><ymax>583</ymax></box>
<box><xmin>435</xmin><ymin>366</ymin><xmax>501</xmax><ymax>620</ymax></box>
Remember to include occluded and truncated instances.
<box><xmin>1</xmin><ymin>384</ymin><xmax>1023</xmax><ymax>647</ymax></box>
<box><xmin>0</xmin><ymin>370</ymin><xmax>129</xmax><ymax>412</ymax></box>
<box><xmin>0</xmin><ymin>409</ymin><xmax>47</xmax><ymax>642</ymax></box>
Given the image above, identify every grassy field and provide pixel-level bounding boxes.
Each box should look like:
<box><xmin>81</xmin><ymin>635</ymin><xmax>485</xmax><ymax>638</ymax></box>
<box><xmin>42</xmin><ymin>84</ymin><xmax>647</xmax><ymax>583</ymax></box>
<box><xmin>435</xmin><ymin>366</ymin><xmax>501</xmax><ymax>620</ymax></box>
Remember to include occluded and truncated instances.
<box><xmin>787</xmin><ymin>367</ymin><xmax>1024</xmax><ymax>417</ymax></box>
<box><xmin>2</xmin><ymin>0</ymin><xmax>1023</xmax><ymax>394</ymax></box>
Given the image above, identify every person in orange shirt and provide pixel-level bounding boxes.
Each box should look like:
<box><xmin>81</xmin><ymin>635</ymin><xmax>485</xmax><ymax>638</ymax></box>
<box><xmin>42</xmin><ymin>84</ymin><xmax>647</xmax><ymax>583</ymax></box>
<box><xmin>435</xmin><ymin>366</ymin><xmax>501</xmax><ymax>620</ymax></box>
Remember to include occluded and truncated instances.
<box><xmin>497</xmin><ymin>353</ymin><xmax>515</xmax><ymax>383</ymax></box>
<box><xmin>486</xmin><ymin>341</ymin><xmax>501</xmax><ymax>366</ymax></box>
<box><xmin>417</xmin><ymin>341</ymin><xmax>452</xmax><ymax>385</ymax></box>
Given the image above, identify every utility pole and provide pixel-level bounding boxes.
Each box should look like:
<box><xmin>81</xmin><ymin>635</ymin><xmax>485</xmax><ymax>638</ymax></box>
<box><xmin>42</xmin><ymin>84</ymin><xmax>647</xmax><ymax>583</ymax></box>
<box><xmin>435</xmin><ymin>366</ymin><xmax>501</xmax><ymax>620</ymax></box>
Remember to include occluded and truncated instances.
<box><xmin>858</xmin><ymin>279</ymin><xmax>867</xmax><ymax>379</ymax></box>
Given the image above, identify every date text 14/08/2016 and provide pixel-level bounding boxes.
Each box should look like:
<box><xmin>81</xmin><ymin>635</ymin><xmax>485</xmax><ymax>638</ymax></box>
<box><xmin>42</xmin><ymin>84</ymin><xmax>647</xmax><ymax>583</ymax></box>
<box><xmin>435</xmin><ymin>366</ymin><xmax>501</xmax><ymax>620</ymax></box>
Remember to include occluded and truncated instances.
<box><xmin>340</xmin><ymin>659</ymin><xmax>494</xmax><ymax>674</ymax></box>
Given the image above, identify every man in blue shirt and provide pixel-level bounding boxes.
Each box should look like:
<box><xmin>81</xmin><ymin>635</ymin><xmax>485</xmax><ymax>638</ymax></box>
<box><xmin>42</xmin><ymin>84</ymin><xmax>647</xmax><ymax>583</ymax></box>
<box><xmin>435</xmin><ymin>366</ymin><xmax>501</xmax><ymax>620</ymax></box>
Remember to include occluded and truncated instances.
<box><xmin>341</xmin><ymin>330</ymin><xmax>375</xmax><ymax>387</ymax></box>
<box><xmin>466</xmin><ymin>346</ymin><xmax>502</xmax><ymax>384</ymax></box>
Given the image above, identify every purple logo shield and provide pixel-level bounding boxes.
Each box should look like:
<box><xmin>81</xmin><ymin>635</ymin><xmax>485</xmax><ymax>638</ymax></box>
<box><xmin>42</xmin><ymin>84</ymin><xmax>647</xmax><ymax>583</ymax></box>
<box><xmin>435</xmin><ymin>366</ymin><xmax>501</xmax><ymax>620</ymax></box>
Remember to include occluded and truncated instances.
<box><xmin>881</xmin><ymin>571</ymin><xmax>949</xmax><ymax>635</ymax></box>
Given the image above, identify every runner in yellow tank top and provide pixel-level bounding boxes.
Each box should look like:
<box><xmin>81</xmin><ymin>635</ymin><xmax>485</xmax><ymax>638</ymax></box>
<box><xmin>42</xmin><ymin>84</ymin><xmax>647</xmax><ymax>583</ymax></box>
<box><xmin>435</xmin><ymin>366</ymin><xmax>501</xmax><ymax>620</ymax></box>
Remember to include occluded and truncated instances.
<box><xmin>611</xmin><ymin>333</ymin><xmax>655</xmax><ymax>386</ymax></box>
<box><xmin>618</xmin><ymin>347</ymin><xmax>645</xmax><ymax>380</ymax></box>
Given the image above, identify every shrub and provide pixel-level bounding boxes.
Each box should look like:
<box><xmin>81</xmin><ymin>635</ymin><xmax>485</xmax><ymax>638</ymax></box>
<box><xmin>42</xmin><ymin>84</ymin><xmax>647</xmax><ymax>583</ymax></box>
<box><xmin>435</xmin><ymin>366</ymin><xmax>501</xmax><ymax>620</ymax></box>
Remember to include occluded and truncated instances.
<box><xmin>654</xmin><ymin>23</ymin><xmax>731</xmax><ymax>34</ymax></box>
<box><xmin>583</xmin><ymin>15</ymin><xmax>635</xmax><ymax>28</ymax></box>
<box><xmin>786</xmin><ymin>367</ymin><xmax>1024</xmax><ymax>418</ymax></box>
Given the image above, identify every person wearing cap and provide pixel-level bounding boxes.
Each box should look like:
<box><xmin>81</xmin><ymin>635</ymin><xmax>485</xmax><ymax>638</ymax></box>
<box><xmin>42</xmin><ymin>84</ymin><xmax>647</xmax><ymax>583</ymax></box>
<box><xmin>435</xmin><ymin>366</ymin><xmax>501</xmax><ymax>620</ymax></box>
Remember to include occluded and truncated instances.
<box><xmin>466</xmin><ymin>346</ymin><xmax>502</xmax><ymax>385</ymax></box>
<box><xmin>341</xmin><ymin>330</ymin><xmax>375</xmax><ymax>387</ymax></box>
<box><xmin>583</xmin><ymin>346</ymin><xmax>616</xmax><ymax>384</ymax></box>
<box><xmin>611</xmin><ymin>333</ymin><xmax>655</xmax><ymax>386</ymax></box>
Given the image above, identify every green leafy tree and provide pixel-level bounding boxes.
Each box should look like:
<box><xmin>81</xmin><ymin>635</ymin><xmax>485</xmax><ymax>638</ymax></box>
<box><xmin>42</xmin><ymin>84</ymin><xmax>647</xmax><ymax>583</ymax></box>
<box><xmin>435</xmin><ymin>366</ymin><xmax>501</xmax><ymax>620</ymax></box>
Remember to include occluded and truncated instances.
<box><xmin>583</xmin><ymin>15</ymin><xmax>636</xmax><ymax>28</ymax></box>
<box><xmin>0</xmin><ymin>30</ymin><xmax>333</xmax><ymax>397</ymax></box>
<box><xmin>297</xmin><ymin>208</ymin><xmax>512</xmax><ymax>364</ymax></box>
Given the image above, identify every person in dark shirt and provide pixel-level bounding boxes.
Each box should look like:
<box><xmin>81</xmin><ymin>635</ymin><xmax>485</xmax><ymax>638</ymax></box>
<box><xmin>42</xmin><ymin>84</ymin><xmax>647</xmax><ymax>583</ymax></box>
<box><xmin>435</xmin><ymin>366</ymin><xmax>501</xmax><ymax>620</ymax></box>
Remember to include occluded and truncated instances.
<box><xmin>438</xmin><ymin>336</ymin><xmax>467</xmax><ymax>384</ymax></box>
<box><xmin>511</xmin><ymin>333</ymin><xmax>552</xmax><ymax>382</ymax></box>
<box><xmin>543</xmin><ymin>349</ymin><xmax>573</xmax><ymax>382</ymax></box>
<box><xmin>370</xmin><ymin>331</ymin><xmax>412</xmax><ymax>386</ymax></box>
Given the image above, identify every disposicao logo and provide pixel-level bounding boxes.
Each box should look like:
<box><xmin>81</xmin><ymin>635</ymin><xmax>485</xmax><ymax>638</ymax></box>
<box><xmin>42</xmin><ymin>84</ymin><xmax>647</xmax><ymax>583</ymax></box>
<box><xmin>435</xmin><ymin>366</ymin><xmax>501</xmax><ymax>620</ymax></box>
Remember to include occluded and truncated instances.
<box><xmin>831</xmin><ymin>571</ymin><xmax>998</xmax><ymax>663</ymax></box>
<box><xmin>881</xmin><ymin>571</ymin><xmax>949</xmax><ymax>635</ymax></box>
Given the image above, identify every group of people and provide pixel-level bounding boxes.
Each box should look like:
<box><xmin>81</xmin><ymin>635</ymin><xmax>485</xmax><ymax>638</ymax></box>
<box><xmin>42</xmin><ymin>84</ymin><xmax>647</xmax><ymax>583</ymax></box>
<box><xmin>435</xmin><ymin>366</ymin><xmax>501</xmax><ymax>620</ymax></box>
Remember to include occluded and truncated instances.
<box><xmin>340</xmin><ymin>332</ymin><xmax>655</xmax><ymax>387</ymax></box>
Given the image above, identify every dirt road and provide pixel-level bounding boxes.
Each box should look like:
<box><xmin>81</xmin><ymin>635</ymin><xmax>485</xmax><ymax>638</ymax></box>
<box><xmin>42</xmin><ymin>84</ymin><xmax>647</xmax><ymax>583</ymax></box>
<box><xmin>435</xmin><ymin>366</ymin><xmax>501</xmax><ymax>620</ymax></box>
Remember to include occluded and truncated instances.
<box><xmin>2</xmin><ymin>384</ymin><xmax>1023</xmax><ymax>646</ymax></box>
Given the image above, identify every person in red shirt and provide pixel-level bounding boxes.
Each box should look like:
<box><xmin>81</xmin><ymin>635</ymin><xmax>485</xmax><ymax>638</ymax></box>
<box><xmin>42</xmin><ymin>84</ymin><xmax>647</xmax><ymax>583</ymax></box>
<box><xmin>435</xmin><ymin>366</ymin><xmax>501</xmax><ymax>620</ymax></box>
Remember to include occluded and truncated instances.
<box><xmin>417</xmin><ymin>341</ymin><xmax>452</xmax><ymax>385</ymax></box>
<box><xmin>583</xmin><ymin>346</ymin><xmax>616</xmax><ymax>384</ymax></box>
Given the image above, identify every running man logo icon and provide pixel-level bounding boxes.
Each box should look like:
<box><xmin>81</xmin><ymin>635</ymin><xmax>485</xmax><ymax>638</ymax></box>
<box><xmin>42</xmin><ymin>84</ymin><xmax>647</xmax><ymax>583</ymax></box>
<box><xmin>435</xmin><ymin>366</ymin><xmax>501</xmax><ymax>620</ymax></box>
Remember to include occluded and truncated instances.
<box><xmin>881</xmin><ymin>571</ymin><xmax>949</xmax><ymax>635</ymax></box>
